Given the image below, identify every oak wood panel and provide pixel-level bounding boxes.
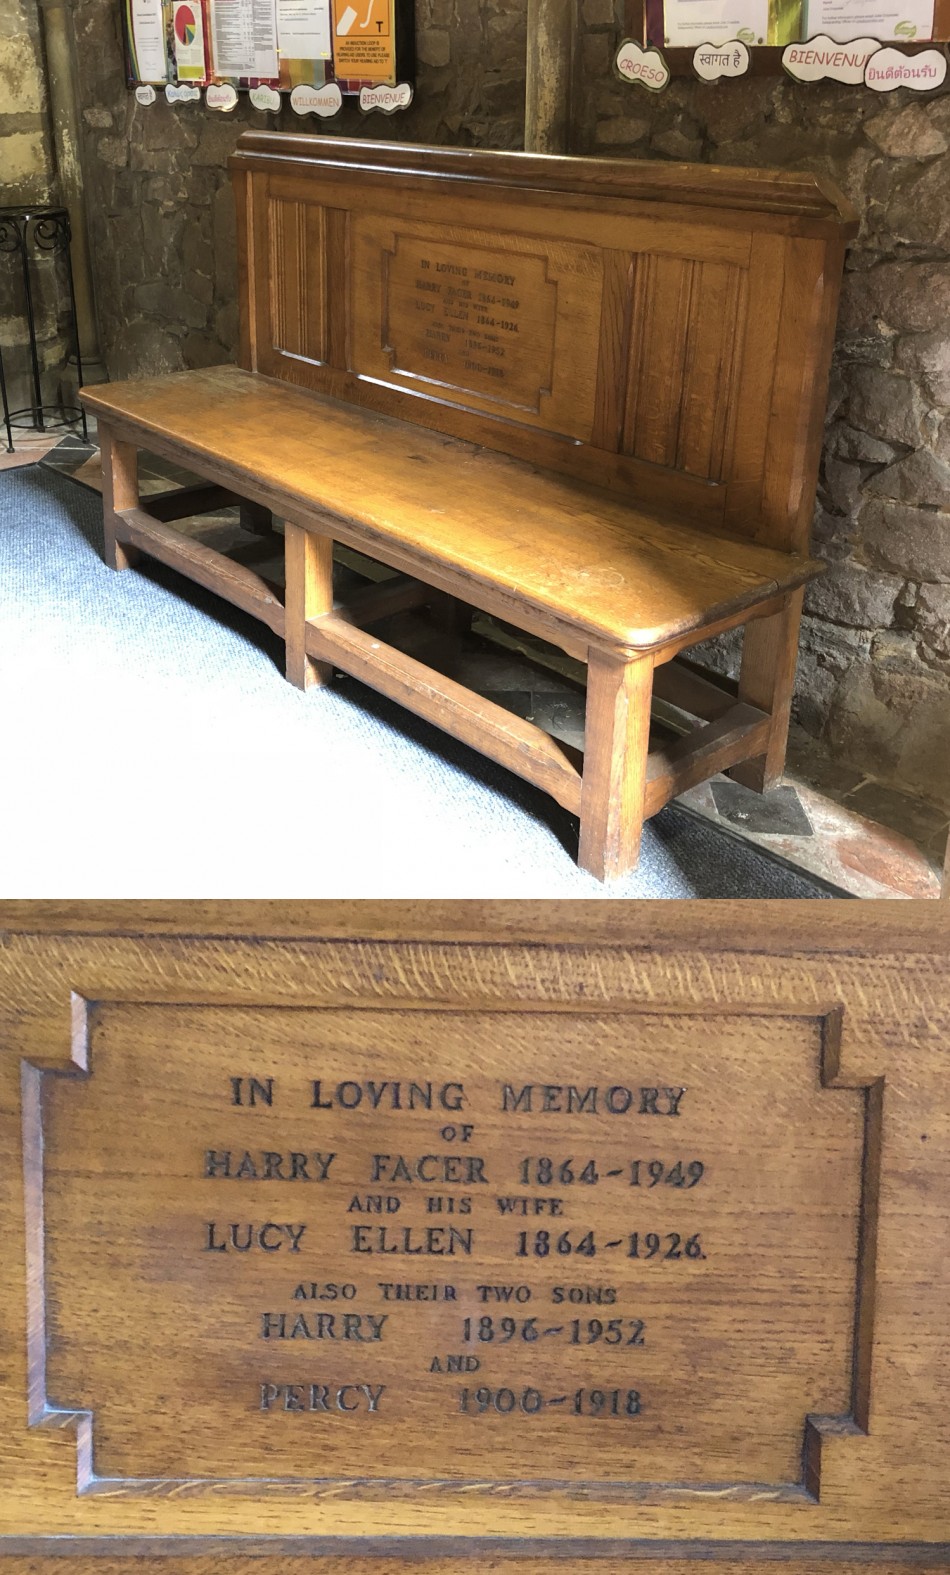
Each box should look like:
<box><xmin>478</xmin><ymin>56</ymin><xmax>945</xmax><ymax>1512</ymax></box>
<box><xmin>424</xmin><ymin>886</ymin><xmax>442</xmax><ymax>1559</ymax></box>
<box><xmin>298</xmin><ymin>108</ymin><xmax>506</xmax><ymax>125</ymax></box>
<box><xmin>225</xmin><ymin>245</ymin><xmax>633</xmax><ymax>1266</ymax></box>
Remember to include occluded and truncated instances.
<box><xmin>262</xmin><ymin>169</ymin><xmax>759</xmax><ymax>264</ymax></box>
<box><xmin>591</xmin><ymin>249</ymin><xmax>636</xmax><ymax>453</ymax></box>
<box><xmin>0</xmin><ymin>907</ymin><xmax>949</xmax><ymax>1559</ymax></box>
<box><xmin>348</xmin><ymin>214</ymin><xmax>603</xmax><ymax>441</ymax></box>
<box><xmin>623</xmin><ymin>254</ymin><xmax>694</xmax><ymax>468</ymax></box>
<box><xmin>0</xmin><ymin>901</ymin><xmax>942</xmax><ymax>947</ymax></box>
<box><xmin>676</xmin><ymin>261</ymin><xmax>748</xmax><ymax>481</ymax></box>
<box><xmin>269</xmin><ymin>198</ymin><xmax>327</xmax><ymax>366</ymax></box>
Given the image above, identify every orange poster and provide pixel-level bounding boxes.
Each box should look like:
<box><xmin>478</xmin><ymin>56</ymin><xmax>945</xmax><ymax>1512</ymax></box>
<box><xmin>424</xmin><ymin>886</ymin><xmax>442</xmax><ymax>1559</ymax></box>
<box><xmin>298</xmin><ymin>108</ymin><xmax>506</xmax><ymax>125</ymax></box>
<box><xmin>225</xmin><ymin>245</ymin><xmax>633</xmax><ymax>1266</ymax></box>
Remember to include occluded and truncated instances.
<box><xmin>330</xmin><ymin>0</ymin><xmax>396</xmax><ymax>80</ymax></box>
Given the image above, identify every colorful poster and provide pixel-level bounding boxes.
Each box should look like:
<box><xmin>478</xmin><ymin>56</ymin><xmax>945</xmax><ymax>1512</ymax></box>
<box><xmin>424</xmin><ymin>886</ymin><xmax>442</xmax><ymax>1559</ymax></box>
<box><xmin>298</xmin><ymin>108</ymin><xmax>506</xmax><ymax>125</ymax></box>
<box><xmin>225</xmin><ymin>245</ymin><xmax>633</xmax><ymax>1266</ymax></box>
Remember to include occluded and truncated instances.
<box><xmin>277</xmin><ymin>0</ymin><xmax>332</xmax><ymax>58</ymax></box>
<box><xmin>330</xmin><ymin>0</ymin><xmax>396</xmax><ymax>81</ymax></box>
<box><xmin>662</xmin><ymin>0</ymin><xmax>770</xmax><ymax>45</ymax></box>
<box><xmin>804</xmin><ymin>0</ymin><xmax>934</xmax><ymax>38</ymax></box>
<box><xmin>211</xmin><ymin>0</ymin><xmax>279</xmax><ymax>79</ymax></box>
<box><xmin>173</xmin><ymin>0</ymin><xmax>209</xmax><ymax>80</ymax></box>
<box><xmin>126</xmin><ymin>0</ymin><xmax>169</xmax><ymax>82</ymax></box>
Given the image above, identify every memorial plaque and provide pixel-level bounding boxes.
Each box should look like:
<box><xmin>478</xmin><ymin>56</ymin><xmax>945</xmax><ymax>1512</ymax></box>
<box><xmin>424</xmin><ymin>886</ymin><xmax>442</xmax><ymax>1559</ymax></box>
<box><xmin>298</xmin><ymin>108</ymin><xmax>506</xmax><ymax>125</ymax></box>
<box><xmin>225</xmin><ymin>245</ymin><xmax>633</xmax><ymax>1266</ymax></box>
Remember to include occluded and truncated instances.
<box><xmin>2</xmin><ymin>901</ymin><xmax>950</xmax><ymax>1575</ymax></box>
<box><xmin>382</xmin><ymin>235</ymin><xmax>558</xmax><ymax>413</ymax></box>
<box><xmin>349</xmin><ymin>217</ymin><xmax>603</xmax><ymax>439</ymax></box>
<box><xmin>37</xmin><ymin>1002</ymin><xmax>862</xmax><ymax>1488</ymax></box>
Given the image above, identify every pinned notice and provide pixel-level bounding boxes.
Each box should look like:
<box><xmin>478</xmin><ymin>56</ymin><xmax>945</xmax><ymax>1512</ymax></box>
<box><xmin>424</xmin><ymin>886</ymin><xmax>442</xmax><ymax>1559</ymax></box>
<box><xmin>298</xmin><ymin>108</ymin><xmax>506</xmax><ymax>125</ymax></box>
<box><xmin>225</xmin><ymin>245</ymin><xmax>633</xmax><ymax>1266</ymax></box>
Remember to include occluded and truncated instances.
<box><xmin>663</xmin><ymin>0</ymin><xmax>767</xmax><ymax>46</ymax></box>
<box><xmin>330</xmin><ymin>0</ymin><xmax>396</xmax><ymax>81</ymax></box>
<box><xmin>126</xmin><ymin>0</ymin><xmax>168</xmax><ymax>82</ymax></box>
<box><xmin>211</xmin><ymin>0</ymin><xmax>279</xmax><ymax>80</ymax></box>
<box><xmin>173</xmin><ymin>0</ymin><xmax>209</xmax><ymax>83</ymax></box>
<box><xmin>804</xmin><ymin>0</ymin><xmax>934</xmax><ymax>40</ymax></box>
<box><xmin>277</xmin><ymin>0</ymin><xmax>332</xmax><ymax>59</ymax></box>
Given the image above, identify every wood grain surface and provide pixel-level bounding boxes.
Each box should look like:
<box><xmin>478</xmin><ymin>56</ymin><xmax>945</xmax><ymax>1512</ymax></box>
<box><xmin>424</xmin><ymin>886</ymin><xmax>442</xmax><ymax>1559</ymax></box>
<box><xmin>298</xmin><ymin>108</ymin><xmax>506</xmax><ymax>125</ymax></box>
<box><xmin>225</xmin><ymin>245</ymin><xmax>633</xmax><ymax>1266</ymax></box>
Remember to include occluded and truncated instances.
<box><xmin>84</xmin><ymin>366</ymin><xmax>820</xmax><ymax>653</ymax></box>
<box><xmin>1</xmin><ymin>902</ymin><xmax>949</xmax><ymax>1566</ymax></box>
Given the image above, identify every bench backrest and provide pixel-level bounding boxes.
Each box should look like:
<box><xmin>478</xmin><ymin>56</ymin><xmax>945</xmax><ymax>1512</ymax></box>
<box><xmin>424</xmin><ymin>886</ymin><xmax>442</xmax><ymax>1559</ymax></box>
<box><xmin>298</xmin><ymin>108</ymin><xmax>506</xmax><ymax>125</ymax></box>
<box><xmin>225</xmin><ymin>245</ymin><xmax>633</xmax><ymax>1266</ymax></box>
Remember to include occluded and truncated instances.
<box><xmin>229</xmin><ymin>135</ymin><xmax>857</xmax><ymax>555</ymax></box>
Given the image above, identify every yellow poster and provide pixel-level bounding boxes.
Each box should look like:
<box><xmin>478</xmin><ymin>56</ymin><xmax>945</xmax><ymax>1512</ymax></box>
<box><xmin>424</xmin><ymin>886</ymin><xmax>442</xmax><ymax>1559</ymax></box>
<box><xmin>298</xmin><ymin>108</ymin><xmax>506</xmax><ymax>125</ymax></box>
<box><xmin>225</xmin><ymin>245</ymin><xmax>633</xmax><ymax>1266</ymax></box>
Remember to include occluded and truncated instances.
<box><xmin>330</xmin><ymin>0</ymin><xmax>395</xmax><ymax>80</ymax></box>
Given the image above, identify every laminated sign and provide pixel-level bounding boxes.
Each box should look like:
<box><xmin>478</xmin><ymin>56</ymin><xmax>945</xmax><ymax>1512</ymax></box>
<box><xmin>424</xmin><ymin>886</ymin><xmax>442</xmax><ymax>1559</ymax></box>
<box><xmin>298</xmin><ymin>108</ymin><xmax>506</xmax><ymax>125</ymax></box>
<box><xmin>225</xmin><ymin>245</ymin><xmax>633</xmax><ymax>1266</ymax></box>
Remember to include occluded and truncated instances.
<box><xmin>330</xmin><ymin>0</ymin><xmax>397</xmax><ymax>81</ymax></box>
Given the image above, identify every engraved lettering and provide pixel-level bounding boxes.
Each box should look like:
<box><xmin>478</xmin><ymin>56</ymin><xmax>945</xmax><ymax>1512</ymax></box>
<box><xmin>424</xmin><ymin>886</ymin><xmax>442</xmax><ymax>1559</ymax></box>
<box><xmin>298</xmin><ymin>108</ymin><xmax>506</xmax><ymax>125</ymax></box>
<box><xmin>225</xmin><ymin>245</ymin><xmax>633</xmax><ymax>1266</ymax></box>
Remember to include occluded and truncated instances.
<box><xmin>259</xmin><ymin>1382</ymin><xmax>386</xmax><ymax>1413</ymax></box>
<box><xmin>230</xmin><ymin>1076</ymin><xmax>274</xmax><ymax>1106</ymax></box>
<box><xmin>260</xmin><ymin>1312</ymin><xmax>388</xmax><ymax>1341</ymax></box>
<box><xmin>377</xmin><ymin>1282</ymin><xmax>458</xmax><ymax>1301</ymax></box>
<box><xmin>500</xmin><ymin>1086</ymin><xmax>687</xmax><ymax>1116</ymax></box>
<box><xmin>203</xmin><ymin>1222</ymin><xmax>307</xmax><ymax>1252</ymax></box>
<box><xmin>204</xmin><ymin>1150</ymin><xmax>336</xmax><ymax>1180</ymax></box>
<box><xmin>311</xmin><ymin>1081</ymin><xmax>464</xmax><ymax>1112</ymax></box>
<box><xmin>351</xmin><ymin>1226</ymin><xmax>474</xmax><ymax>1255</ymax></box>
<box><xmin>292</xmin><ymin>1281</ymin><xmax>358</xmax><ymax>1300</ymax></box>
<box><xmin>370</xmin><ymin>1153</ymin><xmax>488</xmax><ymax>1184</ymax></box>
<box><xmin>496</xmin><ymin>1196</ymin><xmax>564</xmax><ymax>1216</ymax></box>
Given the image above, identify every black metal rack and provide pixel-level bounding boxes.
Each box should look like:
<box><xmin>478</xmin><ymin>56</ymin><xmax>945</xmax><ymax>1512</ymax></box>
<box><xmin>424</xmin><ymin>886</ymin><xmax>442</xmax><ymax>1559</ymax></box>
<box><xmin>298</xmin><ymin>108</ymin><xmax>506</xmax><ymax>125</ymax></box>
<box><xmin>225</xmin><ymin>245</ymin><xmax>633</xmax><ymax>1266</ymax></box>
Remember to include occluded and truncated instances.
<box><xmin>0</xmin><ymin>205</ymin><xmax>87</xmax><ymax>454</ymax></box>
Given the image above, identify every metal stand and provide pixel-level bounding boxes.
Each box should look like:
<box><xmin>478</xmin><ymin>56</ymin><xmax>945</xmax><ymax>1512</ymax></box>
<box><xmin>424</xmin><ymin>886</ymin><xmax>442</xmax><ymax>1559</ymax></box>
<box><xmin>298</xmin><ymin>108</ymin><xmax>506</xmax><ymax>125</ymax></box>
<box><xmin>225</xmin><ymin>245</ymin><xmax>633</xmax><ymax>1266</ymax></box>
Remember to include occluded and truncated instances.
<box><xmin>0</xmin><ymin>205</ymin><xmax>88</xmax><ymax>453</ymax></box>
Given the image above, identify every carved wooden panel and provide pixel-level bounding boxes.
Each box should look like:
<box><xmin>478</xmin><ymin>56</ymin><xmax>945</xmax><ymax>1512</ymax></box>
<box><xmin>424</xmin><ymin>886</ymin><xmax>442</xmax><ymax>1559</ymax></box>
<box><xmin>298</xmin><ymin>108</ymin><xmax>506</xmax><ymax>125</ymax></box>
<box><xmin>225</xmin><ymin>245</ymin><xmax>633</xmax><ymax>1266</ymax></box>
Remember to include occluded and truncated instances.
<box><xmin>350</xmin><ymin>218</ymin><xmax>603</xmax><ymax>440</ymax></box>
<box><xmin>621</xmin><ymin>255</ymin><xmax>748</xmax><ymax>481</ymax></box>
<box><xmin>234</xmin><ymin>139</ymin><xmax>854</xmax><ymax>552</ymax></box>
<box><xmin>34</xmin><ymin>1001</ymin><xmax>864</xmax><ymax>1491</ymax></box>
<box><xmin>5</xmin><ymin>902</ymin><xmax>947</xmax><ymax>1565</ymax></box>
<box><xmin>268</xmin><ymin>198</ymin><xmax>329</xmax><ymax>366</ymax></box>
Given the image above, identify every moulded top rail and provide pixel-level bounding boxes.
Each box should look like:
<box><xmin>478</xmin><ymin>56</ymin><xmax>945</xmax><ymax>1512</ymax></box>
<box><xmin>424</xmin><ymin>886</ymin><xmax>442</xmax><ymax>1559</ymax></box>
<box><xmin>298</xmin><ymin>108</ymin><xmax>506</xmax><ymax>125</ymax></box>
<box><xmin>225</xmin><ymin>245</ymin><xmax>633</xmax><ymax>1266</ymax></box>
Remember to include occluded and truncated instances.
<box><xmin>228</xmin><ymin>133</ymin><xmax>860</xmax><ymax>232</ymax></box>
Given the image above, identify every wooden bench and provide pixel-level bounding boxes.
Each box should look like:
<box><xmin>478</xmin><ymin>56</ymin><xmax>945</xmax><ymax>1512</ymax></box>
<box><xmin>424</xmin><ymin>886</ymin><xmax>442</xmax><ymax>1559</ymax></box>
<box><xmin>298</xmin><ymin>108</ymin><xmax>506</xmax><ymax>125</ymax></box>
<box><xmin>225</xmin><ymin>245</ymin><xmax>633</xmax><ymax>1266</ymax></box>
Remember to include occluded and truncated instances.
<box><xmin>81</xmin><ymin>136</ymin><xmax>857</xmax><ymax>880</ymax></box>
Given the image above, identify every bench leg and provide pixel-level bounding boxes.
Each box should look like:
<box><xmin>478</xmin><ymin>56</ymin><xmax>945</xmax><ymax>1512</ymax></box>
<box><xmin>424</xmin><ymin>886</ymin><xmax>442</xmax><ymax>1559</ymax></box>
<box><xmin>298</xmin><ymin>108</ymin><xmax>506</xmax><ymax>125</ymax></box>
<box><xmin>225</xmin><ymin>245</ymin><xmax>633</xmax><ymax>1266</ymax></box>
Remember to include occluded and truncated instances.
<box><xmin>728</xmin><ymin>588</ymin><xmax>804</xmax><ymax>793</ymax></box>
<box><xmin>239</xmin><ymin>499</ymin><xmax>273</xmax><ymax>536</ymax></box>
<box><xmin>284</xmin><ymin>520</ymin><xmax>333</xmax><ymax>690</ymax></box>
<box><xmin>428</xmin><ymin>589</ymin><xmax>472</xmax><ymax>639</ymax></box>
<box><xmin>99</xmin><ymin>424</ymin><xmax>140</xmax><ymax>571</ymax></box>
<box><xmin>578</xmin><ymin>648</ymin><xmax>654</xmax><ymax>881</ymax></box>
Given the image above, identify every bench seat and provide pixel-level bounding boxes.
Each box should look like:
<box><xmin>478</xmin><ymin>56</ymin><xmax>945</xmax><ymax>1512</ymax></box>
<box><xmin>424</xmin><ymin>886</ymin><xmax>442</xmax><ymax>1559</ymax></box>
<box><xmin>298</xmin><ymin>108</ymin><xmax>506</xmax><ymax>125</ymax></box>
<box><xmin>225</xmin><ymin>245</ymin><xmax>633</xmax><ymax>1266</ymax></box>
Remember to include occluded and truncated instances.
<box><xmin>85</xmin><ymin>364</ymin><xmax>821</xmax><ymax>656</ymax></box>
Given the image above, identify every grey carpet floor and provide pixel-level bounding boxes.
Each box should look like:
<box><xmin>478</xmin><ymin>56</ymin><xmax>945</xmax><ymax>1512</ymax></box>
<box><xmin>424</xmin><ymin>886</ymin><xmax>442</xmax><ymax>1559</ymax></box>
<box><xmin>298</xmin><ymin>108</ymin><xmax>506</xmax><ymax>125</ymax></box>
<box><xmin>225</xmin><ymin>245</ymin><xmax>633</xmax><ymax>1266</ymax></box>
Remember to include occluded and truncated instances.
<box><xmin>1</xmin><ymin>466</ymin><xmax>832</xmax><ymax>899</ymax></box>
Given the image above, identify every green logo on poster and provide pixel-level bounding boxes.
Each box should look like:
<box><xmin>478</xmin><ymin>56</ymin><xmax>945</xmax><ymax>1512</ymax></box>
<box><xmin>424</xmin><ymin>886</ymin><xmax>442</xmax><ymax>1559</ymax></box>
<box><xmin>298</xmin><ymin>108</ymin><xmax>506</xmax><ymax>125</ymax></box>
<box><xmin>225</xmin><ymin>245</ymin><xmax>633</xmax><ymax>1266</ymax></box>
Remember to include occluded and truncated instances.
<box><xmin>894</xmin><ymin>19</ymin><xmax>918</xmax><ymax>33</ymax></box>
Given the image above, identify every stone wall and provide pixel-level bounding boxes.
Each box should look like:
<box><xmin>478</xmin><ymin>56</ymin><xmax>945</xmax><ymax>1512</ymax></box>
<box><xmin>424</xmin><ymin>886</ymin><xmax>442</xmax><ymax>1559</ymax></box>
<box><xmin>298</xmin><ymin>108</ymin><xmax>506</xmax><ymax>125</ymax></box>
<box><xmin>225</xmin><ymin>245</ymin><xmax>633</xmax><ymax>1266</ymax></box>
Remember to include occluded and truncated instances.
<box><xmin>576</xmin><ymin>12</ymin><xmax>950</xmax><ymax>808</ymax></box>
<box><xmin>71</xmin><ymin>0</ymin><xmax>526</xmax><ymax>381</ymax></box>
<box><xmin>0</xmin><ymin>0</ymin><xmax>55</xmax><ymax>201</ymax></box>
<box><xmin>0</xmin><ymin>0</ymin><xmax>60</xmax><ymax>416</ymax></box>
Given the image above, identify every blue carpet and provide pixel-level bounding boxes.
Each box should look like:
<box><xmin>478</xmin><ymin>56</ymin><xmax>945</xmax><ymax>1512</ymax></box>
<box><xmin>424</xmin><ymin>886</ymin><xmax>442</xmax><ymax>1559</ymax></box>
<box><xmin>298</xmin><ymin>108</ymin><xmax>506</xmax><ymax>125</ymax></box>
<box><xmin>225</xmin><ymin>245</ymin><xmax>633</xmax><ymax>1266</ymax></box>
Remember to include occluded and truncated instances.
<box><xmin>0</xmin><ymin>466</ymin><xmax>832</xmax><ymax>898</ymax></box>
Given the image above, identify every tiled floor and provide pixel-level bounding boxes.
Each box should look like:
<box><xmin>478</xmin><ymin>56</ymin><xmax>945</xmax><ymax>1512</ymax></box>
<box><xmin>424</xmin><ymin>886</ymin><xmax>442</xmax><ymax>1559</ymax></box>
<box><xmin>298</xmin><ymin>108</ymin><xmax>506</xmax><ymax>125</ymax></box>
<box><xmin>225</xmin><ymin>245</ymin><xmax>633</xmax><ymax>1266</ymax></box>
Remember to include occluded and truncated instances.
<box><xmin>38</xmin><ymin>433</ymin><xmax>948</xmax><ymax>900</ymax></box>
<box><xmin>0</xmin><ymin>430</ymin><xmax>73</xmax><ymax>472</ymax></box>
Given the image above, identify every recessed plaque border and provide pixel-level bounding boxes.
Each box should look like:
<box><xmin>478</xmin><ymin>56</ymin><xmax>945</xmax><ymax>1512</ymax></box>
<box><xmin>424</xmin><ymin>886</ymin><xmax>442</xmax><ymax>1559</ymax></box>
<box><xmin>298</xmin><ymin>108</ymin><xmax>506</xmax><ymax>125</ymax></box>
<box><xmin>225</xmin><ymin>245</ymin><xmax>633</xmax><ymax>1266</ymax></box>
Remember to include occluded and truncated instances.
<box><xmin>21</xmin><ymin>993</ymin><xmax>880</xmax><ymax>1506</ymax></box>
